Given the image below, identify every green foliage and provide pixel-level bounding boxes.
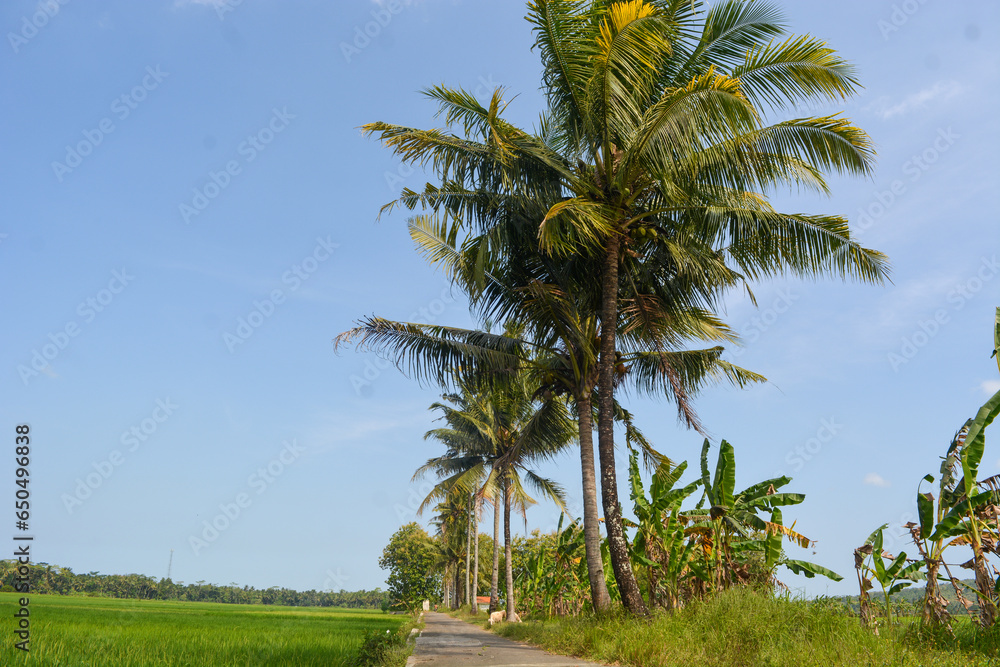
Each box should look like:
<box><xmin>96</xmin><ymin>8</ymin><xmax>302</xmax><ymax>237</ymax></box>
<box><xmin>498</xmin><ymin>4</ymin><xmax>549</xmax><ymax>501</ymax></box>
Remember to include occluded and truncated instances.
<box><xmin>514</xmin><ymin>516</ymin><xmax>593</xmax><ymax>616</ymax></box>
<box><xmin>356</xmin><ymin>628</ymin><xmax>406</xmax><ymax>666</ymax></box>
<box><xmin>379</xmin><ymin>523</ymin><xmax>439</xmax><ymax>611</ymax></box>
<box><xmin>862</xmin><ymin>308</ymin><xmax>1000</xmax><ymax>631</ymax></box>
<box><xmin>492</xmin><ymin>587</ymin><xmax>1000</xmax><ymax>666</ymax></box>
<box><xmin>627</xmin><ymin>437</ymin><xmax>840</xmax><ymax>610</ymax></box>
<box><xmin>0</xmin><ymin>561</ymin><xmax>388</xmax><ymax>608</ymax></box>
<box><xmin>628</xmin><ymin>448</ymin><xmax>701</xmax><ymax>609</ymax></box>
<box><xmin>854</xmin><ymin>526</ymin><xmax>923</xmax><ymax>624</ymax></box>
<box><xmin>351</xmin><ymin>0</ymin><xmax>887</xmax><ymax>616</ymax></box>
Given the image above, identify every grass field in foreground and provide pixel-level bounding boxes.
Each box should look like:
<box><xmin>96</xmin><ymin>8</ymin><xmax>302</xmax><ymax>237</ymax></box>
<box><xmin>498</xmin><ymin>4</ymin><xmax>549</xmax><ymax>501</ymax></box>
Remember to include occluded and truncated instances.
<box><xmin>0</xmin><ymin>592</ymin><xmax>407</xmax><ymax>666</ymax></box>
<box><xmin>476</xmin><ymin>588</ymin><xmax>1000</xmax><ymax>667</ymax></box>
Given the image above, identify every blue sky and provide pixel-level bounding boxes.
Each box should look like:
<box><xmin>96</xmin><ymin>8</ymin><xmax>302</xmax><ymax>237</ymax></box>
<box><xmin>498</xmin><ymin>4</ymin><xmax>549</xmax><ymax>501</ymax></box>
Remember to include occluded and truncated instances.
<box><xmin>0</xmin><ymin>0</ymin><xmax>997</xmax><ymax>598</ymax></box>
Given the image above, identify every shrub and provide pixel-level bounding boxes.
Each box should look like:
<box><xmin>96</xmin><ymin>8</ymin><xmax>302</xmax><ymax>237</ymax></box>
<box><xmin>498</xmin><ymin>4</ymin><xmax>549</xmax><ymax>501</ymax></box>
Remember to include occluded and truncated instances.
<box><xmin>357</xmin><ymin>628</ymin><xmax>405</xmax><ymax>666</ymax></box>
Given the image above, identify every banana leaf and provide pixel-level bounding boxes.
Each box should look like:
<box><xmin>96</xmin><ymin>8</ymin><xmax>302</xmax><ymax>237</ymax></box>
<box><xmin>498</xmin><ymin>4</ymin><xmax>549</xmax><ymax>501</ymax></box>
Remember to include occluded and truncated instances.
<box><xmin>714</xmin><ymin>440</ymin><xmax>736</xmax><ymax>510</ymax></box>
<box><xmin>917</xmin><ymin>488</ymin><xmax>935</xmax><ymax>540</ymax></box>
<box><xmin>765</xmin><ymin>507</ymin><xmax>783</xmax><ymax>568</ymax></box>
<box><xmin>864</xmin><ymin>523</ymin><xmax>889</xmax><ymax>546</ymax></box>
<box><xmin>963</xmin><ymin>389</ymin><xmax>1000</xmax><ymax>474</ymax></box>
<box><xmin>736</xmin><ymin>476</ymin><xmax>793</xmax><ymax>502</ymax></box>
<box><xmin>871</xmin><ymin>528</ymin><xmax>887</xmax><ymax>582</ymax></box>
<box><xmin>783</xmin><ymin>559</ymin><xmax>843</xmax><ymax>581</ymax></box>
<box><xmin>931</xmin><ymin>490</ymin><xmax>1000</xmax><ymax>540</ymax></box>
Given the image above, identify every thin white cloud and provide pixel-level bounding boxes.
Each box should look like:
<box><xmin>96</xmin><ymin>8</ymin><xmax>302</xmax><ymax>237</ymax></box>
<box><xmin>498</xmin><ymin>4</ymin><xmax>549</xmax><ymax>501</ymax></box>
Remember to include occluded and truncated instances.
<box><xmin>867</xmin><ymin>81</ymin><xmax>963</xmax><ymax>120</ymax></box>
<box><xmin>301</xmin><ymin>403</ymin><xmax>431</xmax><ymax>454</ymax></box>
<box><xmin>983</xmin><ymin>380</ymin><xmax>1000</xmax><ymax>395</ymax></box>
<box><xmin>864</xmin><ymin>473</ymin><xmax>891</xmax><ymax>488</ymax></box>
<box><xmin>865</xmin><ymin>270</ymin><xmax>963</xmax><ymax>337</ymax></box>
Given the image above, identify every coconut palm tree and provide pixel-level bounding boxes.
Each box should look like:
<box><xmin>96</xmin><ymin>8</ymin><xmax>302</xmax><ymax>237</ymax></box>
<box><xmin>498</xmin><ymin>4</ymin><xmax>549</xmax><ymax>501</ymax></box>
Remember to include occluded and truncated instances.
<box><xmin>359</xmin><ymin>0</ymin><xmax>888</xmax><ymax>613</ymax></box>
<box><xmin>338</xmin><ymin>207</ymin><xmax>763</xmax><ymax>611</ymax></box>
<box><xmin>429</xmin><ymin>493</ymin><xmax>469</xmax><ymax>609</ymax></box>
<box><xmin>413</xmin><ymin>372</ymin><xmax>575</xmax><ymax>618</ymax></box>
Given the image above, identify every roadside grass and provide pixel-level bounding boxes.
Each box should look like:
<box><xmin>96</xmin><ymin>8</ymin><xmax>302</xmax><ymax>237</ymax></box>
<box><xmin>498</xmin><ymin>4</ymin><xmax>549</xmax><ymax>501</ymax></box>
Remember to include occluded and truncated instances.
<box><xmin>447</xmin><ymin>604</ymin><xmax>491</xmax><ymax>629</ymax></box>
<box><xmin>0</xmin><ymin>592</ymin><xmax>412</xmax><ymax>666</ymax></box>
<box><xmin>481</xmin><ymin>588</ymin><xmax>1000</xmax><ymax>667</ymax></box>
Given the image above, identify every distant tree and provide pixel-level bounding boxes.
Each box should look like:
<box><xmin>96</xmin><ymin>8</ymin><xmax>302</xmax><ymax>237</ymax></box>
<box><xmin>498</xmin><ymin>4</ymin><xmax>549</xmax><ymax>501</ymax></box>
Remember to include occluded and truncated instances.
<box><xmin>379</xmin><ymin>523</ymin><xmax>439</xmax><ymax>611</ymax></box>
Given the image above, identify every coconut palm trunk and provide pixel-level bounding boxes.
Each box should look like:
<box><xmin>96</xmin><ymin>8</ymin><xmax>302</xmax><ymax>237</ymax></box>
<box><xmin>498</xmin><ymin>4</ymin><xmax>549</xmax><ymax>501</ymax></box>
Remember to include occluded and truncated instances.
<box><xmin>504</xmin><ymin>477</ymin><xmax>515</xmax><ymax>619</ymax></box>
<box><xmin>465</xmin><ymin>493</ymin><xmax>473</xmax><ymax>608</ymax></box>
<box><xmin>576</xmin><ymin>391</ymin><xmax>611</xmax><ymax>611</ymax></box>
<box><xmin>490</xmin><ymin>489</ymin><xmax>501</xmax><ymax>614</ymax></box>
<box><xmin>471</xmin><ymin>496</ymin><xmax>480</xmax><ymax>614</ymax></box>
<box><xmin>442</xmin><ymin>564</ymin><xmax>450</xmax><ymax>610</ymax></box>
<box><xmin>598</xmin><ymin>232</ymin><xmax>648</xmax><ymax>615</ymax></box>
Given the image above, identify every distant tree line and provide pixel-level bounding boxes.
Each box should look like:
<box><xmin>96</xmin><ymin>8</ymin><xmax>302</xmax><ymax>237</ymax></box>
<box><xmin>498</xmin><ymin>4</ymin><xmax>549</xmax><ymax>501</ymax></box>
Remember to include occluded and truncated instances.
<box><xmin>0</xmin><ymin>560</ymin><xmax>388</xmax><ymax>609</ymax></box>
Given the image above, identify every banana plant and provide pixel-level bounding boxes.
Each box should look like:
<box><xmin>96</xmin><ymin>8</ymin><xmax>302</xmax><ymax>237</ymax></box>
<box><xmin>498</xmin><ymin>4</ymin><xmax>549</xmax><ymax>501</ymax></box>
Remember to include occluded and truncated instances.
<box><xmin>627</xmin><ymin>438</ymin><xmax>840</xmax><ymax>607</ymax></box>
<box><xmin>854</xmin><ymin>525</ymin><xmax>922</xmax><ymax>623</ymax></box>
<box><xmin>906</xmin><ymin>459</ymin><xmax>974</xmax><ymax>629</ymax></box>
<box><xmin>924</xmin><ymin>309</ymin><xmax>1000</xmax><ymax>627</ymax></box>
<box><xmin>896</xmin><ymin>307</ymin><xmax>1000</xmax><ymax>628</ymax></box>
<box><xmin>627</xmin><ymin>446</ymin><xmax>702</xmax><ymax>610</ymax></box>
<box><xmin>514</xmin><ymin>515</ymin><xmax>591</xmax><ymax>617</ymax></box>
<box><xmin>926</xmin><ymin>419</ymin><xmax>1000</xmax><ymax>626</ymax></box>
<box><xmin>689</xmin><ymin>439</ymin><xmax>841</xmax><ymax>590</ymax></box>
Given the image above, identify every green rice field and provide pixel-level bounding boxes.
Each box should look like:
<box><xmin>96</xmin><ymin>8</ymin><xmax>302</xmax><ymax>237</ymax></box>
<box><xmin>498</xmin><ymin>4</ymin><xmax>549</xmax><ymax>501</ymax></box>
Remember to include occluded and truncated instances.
<box><xmin>0</xmin><ymin>592</ymin><xmax>407</xmax><ymax>666</ymax></box>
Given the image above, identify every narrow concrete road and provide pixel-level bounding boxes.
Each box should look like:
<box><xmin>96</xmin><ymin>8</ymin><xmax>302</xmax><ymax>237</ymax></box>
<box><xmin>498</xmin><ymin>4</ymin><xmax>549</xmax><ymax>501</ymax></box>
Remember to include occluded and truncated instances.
<box><xmin>405</xmin><ymin>611</ymin><xmax>609</xmax><ymax>666</ymax></box>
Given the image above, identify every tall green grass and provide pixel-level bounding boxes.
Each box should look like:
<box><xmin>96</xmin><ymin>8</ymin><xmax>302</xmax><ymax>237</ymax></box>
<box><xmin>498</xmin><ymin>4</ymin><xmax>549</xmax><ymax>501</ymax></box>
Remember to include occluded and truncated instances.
<box><xmin>491</xmin><ymin>588</ymin><xmax>1000</xmax><ymax>667</ymax></box>
<box><xmin>1</xmin><ymin>592</ymin><xmax>408</xmax><ymax>666</ymax></box>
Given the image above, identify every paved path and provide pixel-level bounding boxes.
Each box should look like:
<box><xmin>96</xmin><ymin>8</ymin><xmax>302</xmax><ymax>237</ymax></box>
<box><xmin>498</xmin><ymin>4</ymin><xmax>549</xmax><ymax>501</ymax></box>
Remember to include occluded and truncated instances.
<box><xmin>405</xmin><ymin>612</ymin><xmax>609</xmax><ymax>666</ymax></box>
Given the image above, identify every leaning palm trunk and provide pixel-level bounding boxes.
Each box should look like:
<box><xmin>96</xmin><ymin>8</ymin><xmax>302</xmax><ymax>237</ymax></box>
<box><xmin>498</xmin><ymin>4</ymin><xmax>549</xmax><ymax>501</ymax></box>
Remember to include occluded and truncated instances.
<box><xmin>576</xmin><ymin>391</ymin><xmax>611</xmax><ymax>612</ymax></box>
<box><xmin>504</xmin><ymin>478</ymin><xmax>515</xmax><ymax>619</ymax></box>
<box><xmin>490</xmin><ymin>490</ymin><xmax>501</xmax><ymax>614</ymax></box>
<box><xmin>597</xmin><ymin>234</ymin><xmax>649</xmax><ymax>615</ymax></box>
